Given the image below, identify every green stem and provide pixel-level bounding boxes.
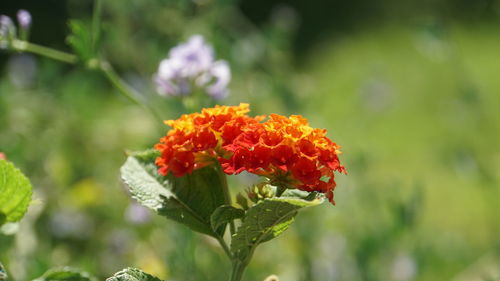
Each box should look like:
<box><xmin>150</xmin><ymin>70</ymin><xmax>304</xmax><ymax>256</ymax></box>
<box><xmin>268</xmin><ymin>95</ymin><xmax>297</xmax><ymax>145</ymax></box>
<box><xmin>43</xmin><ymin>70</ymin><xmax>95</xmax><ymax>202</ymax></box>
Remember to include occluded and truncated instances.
<box><xmin>10</xmin><ymin>39</ymin><xmax>164</xmax><ymax>126</ymax></box>
<box><xmin>99</xmin><ymin>62</ymin><xmax>163</xmax><ymax>124</ymax></box>
<box><xmin>216</xmin><ymin>236</ymin><xmax>232</xmax><ymax>260</ymax></box>
<box><xmin>230</xmin><ymin>261</ymin><xmax>247</xmax><ymax>281</ymax></box>
<box><xmin>92</xmin><ymin>0</ymin><xmax>103</xmax><ymax>50</ymax></box>
<box><xmin>10</xmin><ymin>40</ymin><xmax>163</xmax><ymax>125</ymax></box>
<box><xmin>11</xmin><ymin>40</ymin><xmax>78</xmax><ymax>64</ymax></box>
<box><xmin>217</xmin><ymin>164</ymin><xmax>236</xmax><ymax>236</ymax></box>
<box><xmin>99</xmin><ymin>62</ymin><xmax>146</xmax><ymax>108</ymax></box>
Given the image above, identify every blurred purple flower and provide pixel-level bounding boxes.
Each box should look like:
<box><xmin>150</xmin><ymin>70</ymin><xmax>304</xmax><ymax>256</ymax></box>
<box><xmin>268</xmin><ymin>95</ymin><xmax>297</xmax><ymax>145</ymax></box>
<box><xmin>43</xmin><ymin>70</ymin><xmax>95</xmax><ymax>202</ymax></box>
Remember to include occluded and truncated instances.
<box><xmin>169</xmin><ymin>35</ymin><xmax>214</xmax><ymax>78</ymax></box>
<box><xmin>205</xmin><ymin>61</ymin><xmax>231</xmax><ymax>99</ymax></box>
<box><xmin>0</xmin><ymin>15</ymin><xmax>13</xmax><ymax>32</ymax></box>
<box><xmin>0</xmin><ymin>15</ymin><xmax>14</xmax><ymax>49</ymax></box>
<box><xmin>8</xmin><ymin>54</ymin><xmax>38</xmax><ymax>88</ymax></box>
<box><xmin>391</xmin><ymin>254</ymin><xmax>417</xmax><ymax>281</ymax></box>
<box><xmin>107</xmin><ymin>229</ymin><xmax>134</xmax><ymax>255</ymax></box>
<box><xmin>49</xmin><ymin>210</ymin><xmax>94</xmax><ymax>239</ymax></box>
<box><xmin>125</xmin><ymin>202</ymin><xmax>151</xmax><ymax>224</ymax></box>
<box><xmin>17</xmin><ymin>10</ymin><xmax>31</xmax><ymax>30</ymax></box>
<box><xmin>154</xmin><ymin>35</ymin><xmax>230</xmax><ymax>99</ymax></box>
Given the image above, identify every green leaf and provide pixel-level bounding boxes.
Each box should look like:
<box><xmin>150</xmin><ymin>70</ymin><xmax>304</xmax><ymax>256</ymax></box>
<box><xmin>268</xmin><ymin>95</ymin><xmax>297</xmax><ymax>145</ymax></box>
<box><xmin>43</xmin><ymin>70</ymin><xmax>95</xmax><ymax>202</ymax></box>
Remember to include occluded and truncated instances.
<box><xmin>166</xmin><ymin>164</ymin><xmax>227</xmax><ymax>235</ymax></box>
<box><xmin>236</xmin><ymin>193</ymin><xmax>249</xmax><ymax>210</ymax></box>
<box><xmin>126</xmin><ymin>149</ymin><xmax>159</xmax><ymax>163</ymax></box>
<box><xmin>210</xmin><ymin>205</ymin><xmax>245</xmax><ymax>232</ymax></box>
<box><xmin>120</xmin><ymin>154</ymin><xmax>226</xmax><ymax>237</ymax></box>
<box><xmin>0</xmin><ymin>222</ymin><xmax>19</xmax><ymax>235</ymax></box>
<box><xmin>120</xmin><ymin>156</ymin><xmax>171</xmax><ymax>211</ymax></box>
<box><xmin>106</xmin><ymin>268</ymin><xmax>163</xmax><ymax>281</ymax></box>
<box><xmin>231</xmin><ymin>197</ymin><xmax>323</xmax><ymax>262</ymax></box>
<box><xmin>121</xmin><ymin>156</ymin><xmax>210</xmax><ymax>234</ymax></box>
<box><xmin>0</xmin><ymin>160</ymin><xmax>33</xmax><ymax>225</ymax></box>
<box><xmin>281</xmin><ymin>188</ymin><xmax>321</xmax><ymax>201</ymax></box>
<box><xmin>33</xmin><ymin>267</ymin><xmax>95</xmax><ymax>281</ymax></box>
<box><xmin>67</xmin><ymin>20</ymin><xmax>95</xmax><ymax>64</ymax></box>
<box><xmin>0</xmin><ymin>262</ymin><xmax>7</xmax><ymax>281</ymax></box>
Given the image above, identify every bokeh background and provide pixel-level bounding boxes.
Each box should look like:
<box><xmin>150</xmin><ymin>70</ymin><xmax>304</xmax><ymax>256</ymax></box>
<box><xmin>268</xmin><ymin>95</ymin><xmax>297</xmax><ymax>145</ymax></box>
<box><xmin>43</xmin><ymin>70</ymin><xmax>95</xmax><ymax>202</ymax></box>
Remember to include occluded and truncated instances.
<box><xmin>1</xmin><ymin>0</ymin><xmax>500</xmax><ymax>280</ymax></box>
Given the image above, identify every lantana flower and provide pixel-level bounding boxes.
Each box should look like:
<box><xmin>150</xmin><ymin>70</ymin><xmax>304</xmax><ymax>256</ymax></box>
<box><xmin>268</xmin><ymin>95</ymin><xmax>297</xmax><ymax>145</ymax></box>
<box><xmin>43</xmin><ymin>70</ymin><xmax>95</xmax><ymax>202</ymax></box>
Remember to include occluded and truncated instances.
<box><xmin>154</xmin><ymin>35</ymin><xmax>231</xmax><ymax>100</ymax></box>
<box><xmin>154</xmin><ymin>104</ymin><xmax>345</xmax><ymax>204</ymax></box>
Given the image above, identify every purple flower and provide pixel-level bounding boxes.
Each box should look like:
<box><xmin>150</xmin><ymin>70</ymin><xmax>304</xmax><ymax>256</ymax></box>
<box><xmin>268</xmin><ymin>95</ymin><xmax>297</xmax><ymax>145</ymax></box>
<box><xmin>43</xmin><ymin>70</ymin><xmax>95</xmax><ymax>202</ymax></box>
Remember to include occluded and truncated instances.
<box><xmin>0</xmin><ymin>16</ymin><xmax>13</xmax><ymax>31</ymax></box>
<box><xmin>0</xmin><ymin>15</ymin><xmax>14</xmax><ymax>49</ymax></box>
<box><xmin>168</xmin><ymin>35</ymin><xmax>214</xmax><ymax>77</ymax></box>
<box><xmin>125</xmin><ymin>202</ymin><xmax>151</xmax><ymax>224</ymax></box>
<box><xmin>154</xmin><ymin>35</ymin><xmax>231</xmax><ymax>99</ymax></box>
<box><xmin>205</xmin><ymin>61</ymin><xmax>231</xmax><ymax>99</ymax></box>
<box><xmin>17</xmin><ymin>10</ymin><xmax>32</xmax><ymax>30</ymax></box>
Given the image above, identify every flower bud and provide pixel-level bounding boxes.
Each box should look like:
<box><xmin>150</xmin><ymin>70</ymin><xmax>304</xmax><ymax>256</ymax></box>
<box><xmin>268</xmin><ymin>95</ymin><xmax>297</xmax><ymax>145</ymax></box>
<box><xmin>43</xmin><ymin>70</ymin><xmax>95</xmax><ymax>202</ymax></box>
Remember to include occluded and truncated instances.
<box><xmin>0</xmin><ymin>16</ymin><xmax>13</xmax><ymax>31</ymax></box>
<box><xmin>247</xmin><ymin>183</ymin><xmax>275</xmax><ymax>203</ymax></box>
<box><xmin>0</xmin><ymin>15</ymin><xmax>15</xmax><ymax>49</ymax></box>
<box><xmin>17</xmin><ymin>10</ymin><xmax>31</xmax><ymax>30</ymax></box>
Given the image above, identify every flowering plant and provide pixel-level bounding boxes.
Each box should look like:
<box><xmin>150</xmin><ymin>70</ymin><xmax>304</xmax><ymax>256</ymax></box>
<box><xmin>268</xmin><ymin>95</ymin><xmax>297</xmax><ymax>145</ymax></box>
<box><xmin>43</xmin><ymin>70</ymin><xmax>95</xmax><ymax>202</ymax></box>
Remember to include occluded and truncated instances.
<box><xmin>120</xmin><ymin>103</ymin><xmax>345</xmax><ymax>280</ymax></box>
<box><xmin>0</xmin><ymin>10</ymin><xmax>31</xmax><ymax>49</ymax></box>
<box><xmin>0</xmin><ymin>5</ymin><xmax>346</xmax><ymax>281</ymax></box>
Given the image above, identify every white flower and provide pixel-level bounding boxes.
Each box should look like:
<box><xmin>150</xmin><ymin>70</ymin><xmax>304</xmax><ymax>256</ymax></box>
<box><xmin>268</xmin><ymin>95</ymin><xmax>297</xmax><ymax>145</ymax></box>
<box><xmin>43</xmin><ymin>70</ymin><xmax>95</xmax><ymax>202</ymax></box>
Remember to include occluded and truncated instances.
<box><xmin>154</xmin><ymin>35</ymin><xmax>231</xmax><ymax>99</ymax></box>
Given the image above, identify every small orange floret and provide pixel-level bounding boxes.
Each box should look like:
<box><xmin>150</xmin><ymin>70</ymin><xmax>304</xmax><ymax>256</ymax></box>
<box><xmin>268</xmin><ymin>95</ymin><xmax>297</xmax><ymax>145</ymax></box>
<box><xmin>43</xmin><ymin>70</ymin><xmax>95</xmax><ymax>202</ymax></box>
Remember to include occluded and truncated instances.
<box><xmin>154</xmin><ymin>104</ymin><xmax>345</xmax><ymax>204</ymax></box>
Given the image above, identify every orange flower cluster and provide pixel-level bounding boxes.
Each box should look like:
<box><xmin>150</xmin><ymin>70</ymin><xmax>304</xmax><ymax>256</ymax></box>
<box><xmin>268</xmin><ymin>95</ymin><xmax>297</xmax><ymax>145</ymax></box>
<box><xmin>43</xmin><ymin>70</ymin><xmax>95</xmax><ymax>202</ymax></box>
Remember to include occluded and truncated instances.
<box><xmin>220</xmin><ymin>114</ymin><xmax>346</xmax><ymax>203</ymax></box>
<box><xmin>154</xmin><ymin>104</ymin><xmax>345</xmax><ymax>203</ymax></box>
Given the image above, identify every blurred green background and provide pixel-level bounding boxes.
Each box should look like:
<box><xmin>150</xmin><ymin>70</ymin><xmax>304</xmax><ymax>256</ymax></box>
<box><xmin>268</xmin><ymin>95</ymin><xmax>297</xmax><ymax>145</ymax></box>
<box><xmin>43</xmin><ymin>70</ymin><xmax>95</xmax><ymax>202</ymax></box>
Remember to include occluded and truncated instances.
<box><xmin>1</xmin><ymin>0</ymin><xmax>500</xmax><ymax>280</ymax></box>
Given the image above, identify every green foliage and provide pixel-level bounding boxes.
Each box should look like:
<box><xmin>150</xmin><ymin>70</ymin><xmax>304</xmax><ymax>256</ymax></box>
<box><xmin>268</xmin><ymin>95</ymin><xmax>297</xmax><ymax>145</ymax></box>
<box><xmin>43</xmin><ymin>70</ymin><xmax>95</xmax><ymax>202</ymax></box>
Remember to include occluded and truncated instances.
<box><xmin>231</xmin><ymin>196</ymin><xmax>323</xmax><ymax>262</ymax></box>
<box><xmin>210</xmin><ymin>205</ymin><xmax>245</xmax><ymax>232</ymax></box>
<box><xmin>67</xmin><ymin>20</ymin><xmax>97</xmax><ymax>65</ymax></box>
<box><xmin>120</xmin><ymin>155</ymin><xmax>171</xmax><ymax>211</ymax></box>
<box><xmin>166</xmin><ymin>164</ymin><xmax>227</xmax><ymax>236</ymax></box>
<box><xmin>106</xmin><ymin>268</ymin><xmax>162</xmax><ymax>281</ymax></box>
<box><xmin>0</xmin><ymin>160</ymin><xmax>33</xmax><ymax>225</ymax></box>
<box><xmin>236</xmin><ymin>193</ymin><xmax>250</xmax><ymax>210</ymax></box>
<box><xmin>127</xmin><ymin>149</ymin><xmax>159</xmax><ymax>163</ymax></box>
<box><xmin>33</xmin><ymin>267</ymin><xmax>95</xmax><ymax>281</ymax></box>
<box><xmin>120</xmin><ymin>153</ymin><xmax>226</xmax><ymax>237</ymax></box>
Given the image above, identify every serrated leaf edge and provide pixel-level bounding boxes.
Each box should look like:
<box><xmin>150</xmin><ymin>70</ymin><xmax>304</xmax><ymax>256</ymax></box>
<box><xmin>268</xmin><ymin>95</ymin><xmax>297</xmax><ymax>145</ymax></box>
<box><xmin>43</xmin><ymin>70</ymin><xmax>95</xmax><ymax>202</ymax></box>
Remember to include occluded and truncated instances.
<box><xmin>231</xmin><ymin>197</ymin><xmax>323</xmax><ymax>262</ymax></box>
<box><xmin>121</xmin><ymin>156</ymin><xmax>218</xmax><ymax>237</ymax></box>
<box><xmin>106</xmin><ymin>267</ymin><xmax>163</xmax><ymax>281</ymax></box>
